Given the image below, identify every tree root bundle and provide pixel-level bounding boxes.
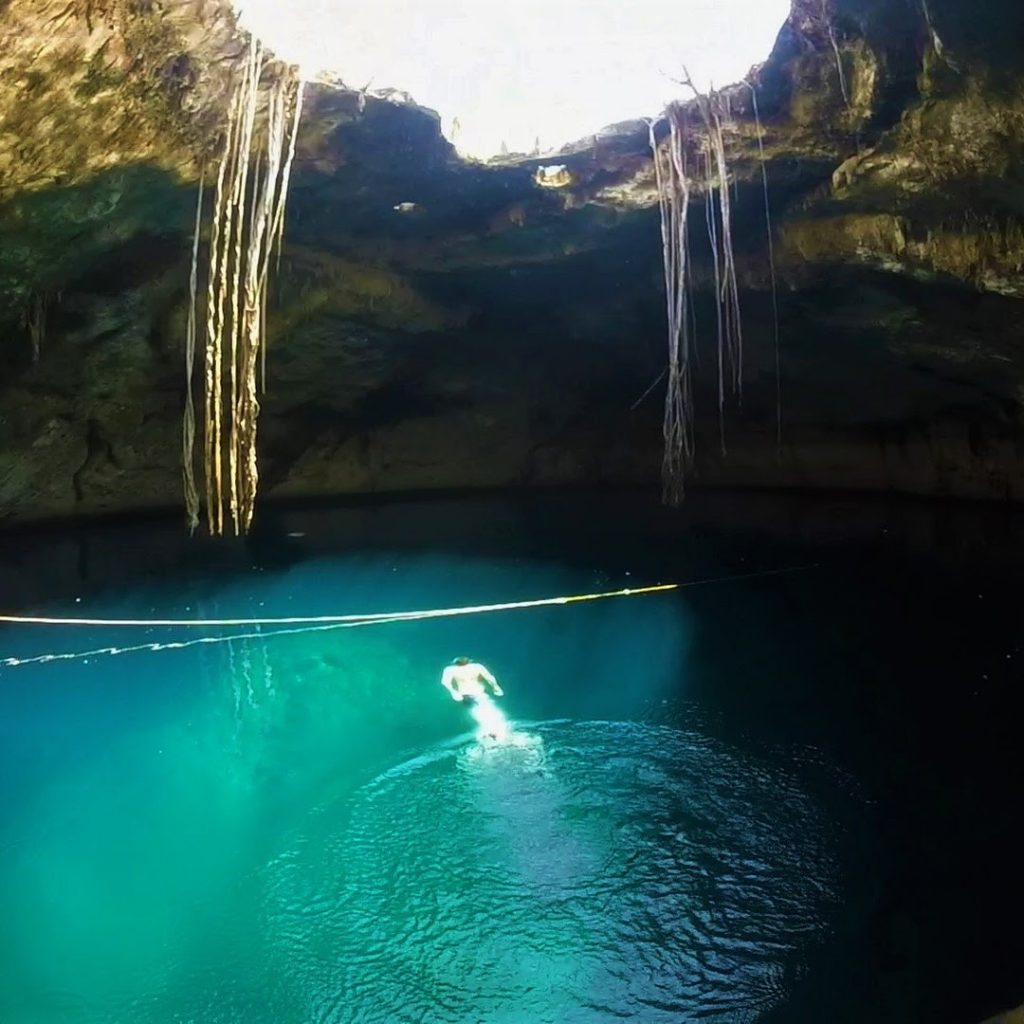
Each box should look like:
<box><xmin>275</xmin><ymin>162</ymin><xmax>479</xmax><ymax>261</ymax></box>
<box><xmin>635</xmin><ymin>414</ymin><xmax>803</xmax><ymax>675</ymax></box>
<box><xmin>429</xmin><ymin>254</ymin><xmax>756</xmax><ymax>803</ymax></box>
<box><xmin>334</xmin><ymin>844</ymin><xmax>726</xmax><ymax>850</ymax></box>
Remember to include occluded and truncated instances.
<box><xmin>183</xmin><ymin>37</ymin><xmax>304</xmax><ymax>536</ymax></box>
<box><xmin>649</xmin><ymin>110</ymin><xmax>694</xmax><ymax>506</ymax></box>
<box><xmin>650</xmin><ymin>85</ymin><xmax>747</xmax><ymax>504</ymax></box>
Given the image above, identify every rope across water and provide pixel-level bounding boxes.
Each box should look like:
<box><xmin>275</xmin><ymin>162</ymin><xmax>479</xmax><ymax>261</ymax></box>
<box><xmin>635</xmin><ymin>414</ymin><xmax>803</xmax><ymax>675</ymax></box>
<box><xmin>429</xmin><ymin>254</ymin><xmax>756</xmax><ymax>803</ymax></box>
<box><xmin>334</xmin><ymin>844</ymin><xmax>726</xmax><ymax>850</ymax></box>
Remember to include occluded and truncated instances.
<box><xmin>0</xmin><ymin>583</ymin><xmax>678</xmax><ymax>629</ymax></box>
<box><xmin>0</xmin><ymin>566</ymin><xmax>816</xmax><ymax>669</ymax></box>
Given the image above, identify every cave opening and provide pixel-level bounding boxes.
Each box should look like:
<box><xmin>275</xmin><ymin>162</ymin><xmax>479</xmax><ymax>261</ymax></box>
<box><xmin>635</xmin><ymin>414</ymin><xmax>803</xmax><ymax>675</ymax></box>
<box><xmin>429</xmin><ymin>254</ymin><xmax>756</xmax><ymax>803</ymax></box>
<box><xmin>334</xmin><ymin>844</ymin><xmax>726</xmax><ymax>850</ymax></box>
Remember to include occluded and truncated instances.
<box><xmin>232</xmin><ymin>0</ymin><xmax>791</xmax><ymax>159</ymax></box>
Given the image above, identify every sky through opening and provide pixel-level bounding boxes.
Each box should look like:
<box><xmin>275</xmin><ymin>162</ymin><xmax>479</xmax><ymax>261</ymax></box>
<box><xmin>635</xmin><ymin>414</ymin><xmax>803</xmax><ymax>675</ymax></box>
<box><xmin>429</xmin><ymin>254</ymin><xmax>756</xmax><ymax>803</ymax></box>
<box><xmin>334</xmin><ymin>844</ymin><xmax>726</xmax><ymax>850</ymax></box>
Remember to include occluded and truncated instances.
<box><xmin>233</xmin><ymin>0</ymin><xmax>791</xmax><ymax>160</ymax></box>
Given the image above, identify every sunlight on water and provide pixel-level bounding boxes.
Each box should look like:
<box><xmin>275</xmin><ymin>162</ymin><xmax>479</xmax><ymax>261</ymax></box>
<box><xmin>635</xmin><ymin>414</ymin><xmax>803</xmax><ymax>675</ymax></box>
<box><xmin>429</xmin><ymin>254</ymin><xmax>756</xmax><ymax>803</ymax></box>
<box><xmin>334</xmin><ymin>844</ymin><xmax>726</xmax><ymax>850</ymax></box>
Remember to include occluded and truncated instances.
<box><xmin>264</xmin><ymin>721</ymin><xmax>839</xmax><ymax>1023</ymax></box>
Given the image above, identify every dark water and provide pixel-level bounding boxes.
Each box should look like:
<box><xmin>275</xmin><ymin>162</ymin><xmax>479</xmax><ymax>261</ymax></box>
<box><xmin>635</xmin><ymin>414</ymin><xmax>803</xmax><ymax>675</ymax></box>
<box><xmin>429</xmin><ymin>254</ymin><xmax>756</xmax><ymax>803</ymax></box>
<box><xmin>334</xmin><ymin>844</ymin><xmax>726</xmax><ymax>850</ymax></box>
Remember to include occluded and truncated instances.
<box><xmin>0</xmin><ymin>490</ymin><xmax>1021</xmax><ymax>1024</ymax></box>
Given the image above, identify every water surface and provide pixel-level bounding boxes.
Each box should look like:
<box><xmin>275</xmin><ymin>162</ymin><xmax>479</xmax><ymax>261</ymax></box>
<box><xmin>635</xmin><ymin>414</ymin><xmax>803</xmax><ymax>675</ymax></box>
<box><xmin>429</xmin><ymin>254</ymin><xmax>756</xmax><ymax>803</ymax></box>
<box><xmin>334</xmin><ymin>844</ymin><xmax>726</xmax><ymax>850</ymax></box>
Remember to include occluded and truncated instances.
<box><xmin>0</xmin><ymin>491</ymin><xmax>1021</xmax><ymax>1023</ymax></box>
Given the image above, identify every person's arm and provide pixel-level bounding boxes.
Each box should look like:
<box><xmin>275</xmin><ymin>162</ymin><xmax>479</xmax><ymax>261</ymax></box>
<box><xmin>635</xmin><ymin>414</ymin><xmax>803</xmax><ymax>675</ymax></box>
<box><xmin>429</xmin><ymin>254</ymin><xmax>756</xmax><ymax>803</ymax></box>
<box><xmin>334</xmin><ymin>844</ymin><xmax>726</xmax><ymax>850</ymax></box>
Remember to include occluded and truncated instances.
<box><xmin>476</xmin><ymin>664</ymin><xmax>503</xmax><ymax>697</ymax></box>
<box><xmin>440</xmin><ymin>666</ymin><xmax>463</xmax><ymax>700</ymax></box>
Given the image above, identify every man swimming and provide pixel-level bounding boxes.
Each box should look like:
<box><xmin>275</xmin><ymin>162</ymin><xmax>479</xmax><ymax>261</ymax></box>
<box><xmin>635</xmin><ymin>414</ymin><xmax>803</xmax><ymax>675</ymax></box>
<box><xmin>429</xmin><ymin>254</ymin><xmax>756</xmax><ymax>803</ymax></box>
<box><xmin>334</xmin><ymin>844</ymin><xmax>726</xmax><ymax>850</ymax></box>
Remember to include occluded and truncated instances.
<box><xmin>441</xmin><ymin>657</ymin><xmax>508</xmax><ymax>740</ymax></box>
<box><xmin>441</xmin><ymin>657</ymin><xmax>504</xmax><ymax>702</ymax></box>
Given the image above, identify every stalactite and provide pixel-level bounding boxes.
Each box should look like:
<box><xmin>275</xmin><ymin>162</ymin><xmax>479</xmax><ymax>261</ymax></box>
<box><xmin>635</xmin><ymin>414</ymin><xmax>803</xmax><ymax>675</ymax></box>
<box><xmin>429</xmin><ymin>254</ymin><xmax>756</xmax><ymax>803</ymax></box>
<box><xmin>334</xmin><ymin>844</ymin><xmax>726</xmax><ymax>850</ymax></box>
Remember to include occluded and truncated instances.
<box><xmin>193</xmin><ymin>36</ymin><xmax>305</xmax><ymax>537</ymax></box>
<box><xmin>183</xmin><ymin>171</ymin><xmax>205</xmax><ymax>534</ymax></box>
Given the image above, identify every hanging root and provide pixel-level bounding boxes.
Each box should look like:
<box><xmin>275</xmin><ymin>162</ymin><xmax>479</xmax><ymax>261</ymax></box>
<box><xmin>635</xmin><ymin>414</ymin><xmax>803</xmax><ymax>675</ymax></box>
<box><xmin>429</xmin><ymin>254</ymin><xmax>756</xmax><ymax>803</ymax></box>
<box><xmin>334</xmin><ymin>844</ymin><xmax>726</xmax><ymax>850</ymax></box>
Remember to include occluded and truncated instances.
<box><xmin>649</xmin><ymin>110</ymin><xmax>694</xmax><ymax>506</ymax></box>
<box><xmin>710</xmin><ymin>107</ymin><xmax>742</xmax><ymax>405</ymax></box>
<box><xmin>747</xmin><ymin>82</ymin><xmax>782</xmax><ymax>452</ymax></box>
<box><xmin>203</xmin><ymin>65</ymin><xmax>242</xmax><ymax>539</ymax></box>
<box><xmin>703</xmin><ymin>141</ymin><xmax>725</xmax><ymax>452</ymax></box>
<box><xmin>264</xmin><ymin>77</ymin><xmax>305</xmax><ymax>393</ymax></box>
<box><xmin>919</xmin><ymin>0</ymin><xmax>960</xmax><ymax>72</ymax></box>
<box><xmin>226</xmin><ymin>39</ymin><xmax>263</xmax><ymax>536</ymax></box>
<box><xmin>686</xmin><ymin>78</ymin><xmax>744</xmax><ymax>454</ymax></box>
<box><xmin>183</xmin><ymin>171</ymin><xmax>205</xmax><ymax>533</ymax></box>
<box><xmin>820</xmin><ymin>0</ymin><xmax>851</xmax><ymax>110</ymax></box>
<box><xmin>194</xmin><ymin>39</ymin><xmax>305</xmax><ymax>537</ymax></box>
<box><xmin>25</xmin><ymin>292</ymin><xmax>47</xmax><ymax>364</ymax></box>
<box><xmin>651</xmin><ymin>74</ymin><xmax>748</xmax><ymax>503</ymax></box>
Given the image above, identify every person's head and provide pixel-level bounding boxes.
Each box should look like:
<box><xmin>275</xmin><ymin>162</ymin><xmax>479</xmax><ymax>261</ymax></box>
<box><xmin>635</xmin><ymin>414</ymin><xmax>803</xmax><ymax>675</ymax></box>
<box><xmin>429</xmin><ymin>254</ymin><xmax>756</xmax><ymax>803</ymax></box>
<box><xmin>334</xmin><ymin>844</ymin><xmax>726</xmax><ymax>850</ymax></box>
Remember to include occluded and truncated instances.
<box><xmin>452</xmin><ymin>656</ymin><xmax>471</xmax><ymax>666</ymax></box>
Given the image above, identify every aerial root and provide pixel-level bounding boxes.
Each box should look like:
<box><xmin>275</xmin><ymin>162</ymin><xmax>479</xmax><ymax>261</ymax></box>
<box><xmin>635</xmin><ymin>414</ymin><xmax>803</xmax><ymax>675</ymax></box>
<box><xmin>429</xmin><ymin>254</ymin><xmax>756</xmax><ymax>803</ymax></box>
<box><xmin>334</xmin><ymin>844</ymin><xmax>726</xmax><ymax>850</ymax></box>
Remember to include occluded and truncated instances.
<box><xmin>188</xmin><ymin>40</ymin><xmax>305</xmax><ymax>536</ymax></box>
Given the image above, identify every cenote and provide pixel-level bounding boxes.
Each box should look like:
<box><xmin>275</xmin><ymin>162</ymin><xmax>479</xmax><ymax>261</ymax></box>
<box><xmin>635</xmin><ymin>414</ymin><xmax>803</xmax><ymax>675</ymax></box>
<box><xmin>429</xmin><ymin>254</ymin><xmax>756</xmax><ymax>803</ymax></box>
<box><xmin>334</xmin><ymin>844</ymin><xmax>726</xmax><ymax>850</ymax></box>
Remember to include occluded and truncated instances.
<box><xmin>1</xmin><ymin>492</ymin><xmax>1023</xmax><ymax>1023</ymax></box>
<box><xmin>4</xmin><ymin>0</ymin><xmax>1024</xmax><ymax>1021</ymax></box>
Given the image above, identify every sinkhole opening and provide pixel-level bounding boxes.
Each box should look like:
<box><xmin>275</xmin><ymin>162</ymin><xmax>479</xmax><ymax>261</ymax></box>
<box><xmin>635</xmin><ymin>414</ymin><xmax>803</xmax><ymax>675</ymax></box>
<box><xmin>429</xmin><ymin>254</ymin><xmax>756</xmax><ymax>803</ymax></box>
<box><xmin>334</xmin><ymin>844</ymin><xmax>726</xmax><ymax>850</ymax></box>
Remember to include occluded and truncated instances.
<box><xmin>232</xmin><ymin>0</ymin><xmax>792</xmax><ymax>160</ymax></box>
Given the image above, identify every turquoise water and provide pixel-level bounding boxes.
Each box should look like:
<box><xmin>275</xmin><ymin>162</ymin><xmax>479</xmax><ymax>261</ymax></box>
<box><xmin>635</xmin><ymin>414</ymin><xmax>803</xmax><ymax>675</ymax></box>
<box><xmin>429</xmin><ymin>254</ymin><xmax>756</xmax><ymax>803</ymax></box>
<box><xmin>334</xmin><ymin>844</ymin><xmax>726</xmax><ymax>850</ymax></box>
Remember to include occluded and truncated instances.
<box><xmin>265</xmin><ymin>721</ymin><xmax>838</xmax><ymax>1024</ymax></box>
<box><xmin>1</xmin><ymin>493</ymin><xmax>1022</xmax><ymax>1022</ymax></box>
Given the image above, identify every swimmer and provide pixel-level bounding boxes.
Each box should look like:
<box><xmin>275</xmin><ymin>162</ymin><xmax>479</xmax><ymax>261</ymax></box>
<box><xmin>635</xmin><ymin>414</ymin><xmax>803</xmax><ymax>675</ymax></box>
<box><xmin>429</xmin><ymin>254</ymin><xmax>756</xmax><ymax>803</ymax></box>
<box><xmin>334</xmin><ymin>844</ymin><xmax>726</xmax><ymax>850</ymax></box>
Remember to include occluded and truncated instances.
<box><xmin>441</xmin><ymin>657</ymin><xmax>507</xmax><ymax>741</ymax></box>
<box><xmin>441</xmin><ymin>656</ymin><xmax>504</xmax><ymax>703</ymax></box>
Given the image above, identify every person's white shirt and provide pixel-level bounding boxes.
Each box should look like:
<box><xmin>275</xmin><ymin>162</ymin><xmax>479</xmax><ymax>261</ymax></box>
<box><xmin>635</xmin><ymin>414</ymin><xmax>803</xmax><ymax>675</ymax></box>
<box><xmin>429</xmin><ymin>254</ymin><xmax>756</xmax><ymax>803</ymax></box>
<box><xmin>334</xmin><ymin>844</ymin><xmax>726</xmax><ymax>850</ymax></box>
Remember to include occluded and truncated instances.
<box><xmin>441</xmin><ymin>660</ymin><xmax>503</xmax><ymax>701</ymax></box>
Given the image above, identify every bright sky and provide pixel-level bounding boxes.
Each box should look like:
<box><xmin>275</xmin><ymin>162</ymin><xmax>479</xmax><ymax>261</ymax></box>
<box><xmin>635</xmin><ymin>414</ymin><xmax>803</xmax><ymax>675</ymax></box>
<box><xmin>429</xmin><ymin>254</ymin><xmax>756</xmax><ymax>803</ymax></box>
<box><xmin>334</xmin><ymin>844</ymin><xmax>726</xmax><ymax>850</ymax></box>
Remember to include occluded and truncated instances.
<box><xmin>233</xmin><ymin>0</ymin><xmax>791</xmax><ymax>159</ymax></box>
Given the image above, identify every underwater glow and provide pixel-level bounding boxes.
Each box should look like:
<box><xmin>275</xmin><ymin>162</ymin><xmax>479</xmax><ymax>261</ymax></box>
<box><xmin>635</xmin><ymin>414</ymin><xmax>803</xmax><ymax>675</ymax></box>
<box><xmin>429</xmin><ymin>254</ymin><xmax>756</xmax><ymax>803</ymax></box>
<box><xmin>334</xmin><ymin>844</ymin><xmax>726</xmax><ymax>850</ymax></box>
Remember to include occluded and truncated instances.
<box><xmin>466</xmin><ymin>693</ymin><xmax>510</xmax><ymax>741</ymax></box>
<box><xmin>266</xmin><ymin>721</ymin><xmax>839</xmax><ymax>1022</ymax></box>
<box><xmin>231</xmin><ymin>0</ymin><xmax>791</xmax><ymax>159</ymax></box>
<box><xmin>0</xmin><ymin>543</ymin><xmax>695</xmax><ymax>1021</ymax></box>
<box><xmin>2</xmin><ymin>495</ymin><xmax>1020</xmax><ymax>1022</ymax></box>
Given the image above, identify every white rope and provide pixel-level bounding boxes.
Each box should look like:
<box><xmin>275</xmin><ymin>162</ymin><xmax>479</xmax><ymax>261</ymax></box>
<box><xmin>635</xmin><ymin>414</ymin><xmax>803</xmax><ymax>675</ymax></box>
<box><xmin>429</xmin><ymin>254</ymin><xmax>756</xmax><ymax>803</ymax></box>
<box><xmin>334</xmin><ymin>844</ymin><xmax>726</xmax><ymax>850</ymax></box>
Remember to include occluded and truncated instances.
<box><xmin>0</xmin><ymin>583</ymin><xmax>678</xmax><ymax>629</ymax></box>
<box><xmin>2</xmin><ymin>615</ymin><xmax>393</xmax><ymax>668</ymax></box>
<box><xmin>0</xmin><ymin>567</ymin><xmax>818</xmax><ymax>671</ymax></box>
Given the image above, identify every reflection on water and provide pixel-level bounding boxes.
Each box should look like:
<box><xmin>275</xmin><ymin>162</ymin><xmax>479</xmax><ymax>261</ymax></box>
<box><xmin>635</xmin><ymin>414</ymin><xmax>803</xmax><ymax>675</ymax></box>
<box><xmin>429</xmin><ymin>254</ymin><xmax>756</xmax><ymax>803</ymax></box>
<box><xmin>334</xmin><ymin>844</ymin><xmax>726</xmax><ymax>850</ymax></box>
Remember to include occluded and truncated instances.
<box><xmin>264</xmin><ymin>721</ymin><xmax>838</xmax><ymax>1023</ymax></box>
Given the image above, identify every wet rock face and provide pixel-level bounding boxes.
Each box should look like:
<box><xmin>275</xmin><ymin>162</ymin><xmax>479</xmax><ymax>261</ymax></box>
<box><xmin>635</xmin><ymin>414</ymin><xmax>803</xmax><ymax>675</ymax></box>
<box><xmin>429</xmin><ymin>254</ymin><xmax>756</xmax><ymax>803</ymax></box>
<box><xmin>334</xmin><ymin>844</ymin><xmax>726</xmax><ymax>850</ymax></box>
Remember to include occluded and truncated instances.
<box><xmin>2</xmin><ymin>0</ymin><xmax>1024</xmax><ymax>524</ymax></box>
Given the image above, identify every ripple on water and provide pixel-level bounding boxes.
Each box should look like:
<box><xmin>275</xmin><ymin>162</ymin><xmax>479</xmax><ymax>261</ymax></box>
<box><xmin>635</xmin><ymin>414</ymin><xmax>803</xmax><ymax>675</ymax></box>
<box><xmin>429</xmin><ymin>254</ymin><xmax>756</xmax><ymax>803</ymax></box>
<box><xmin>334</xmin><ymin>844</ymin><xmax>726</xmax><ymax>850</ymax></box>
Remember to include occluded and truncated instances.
<box><xmin>263</xmin><ymin>721</ymin><xmax>840</xmax><ymax>1024</ymax></box>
